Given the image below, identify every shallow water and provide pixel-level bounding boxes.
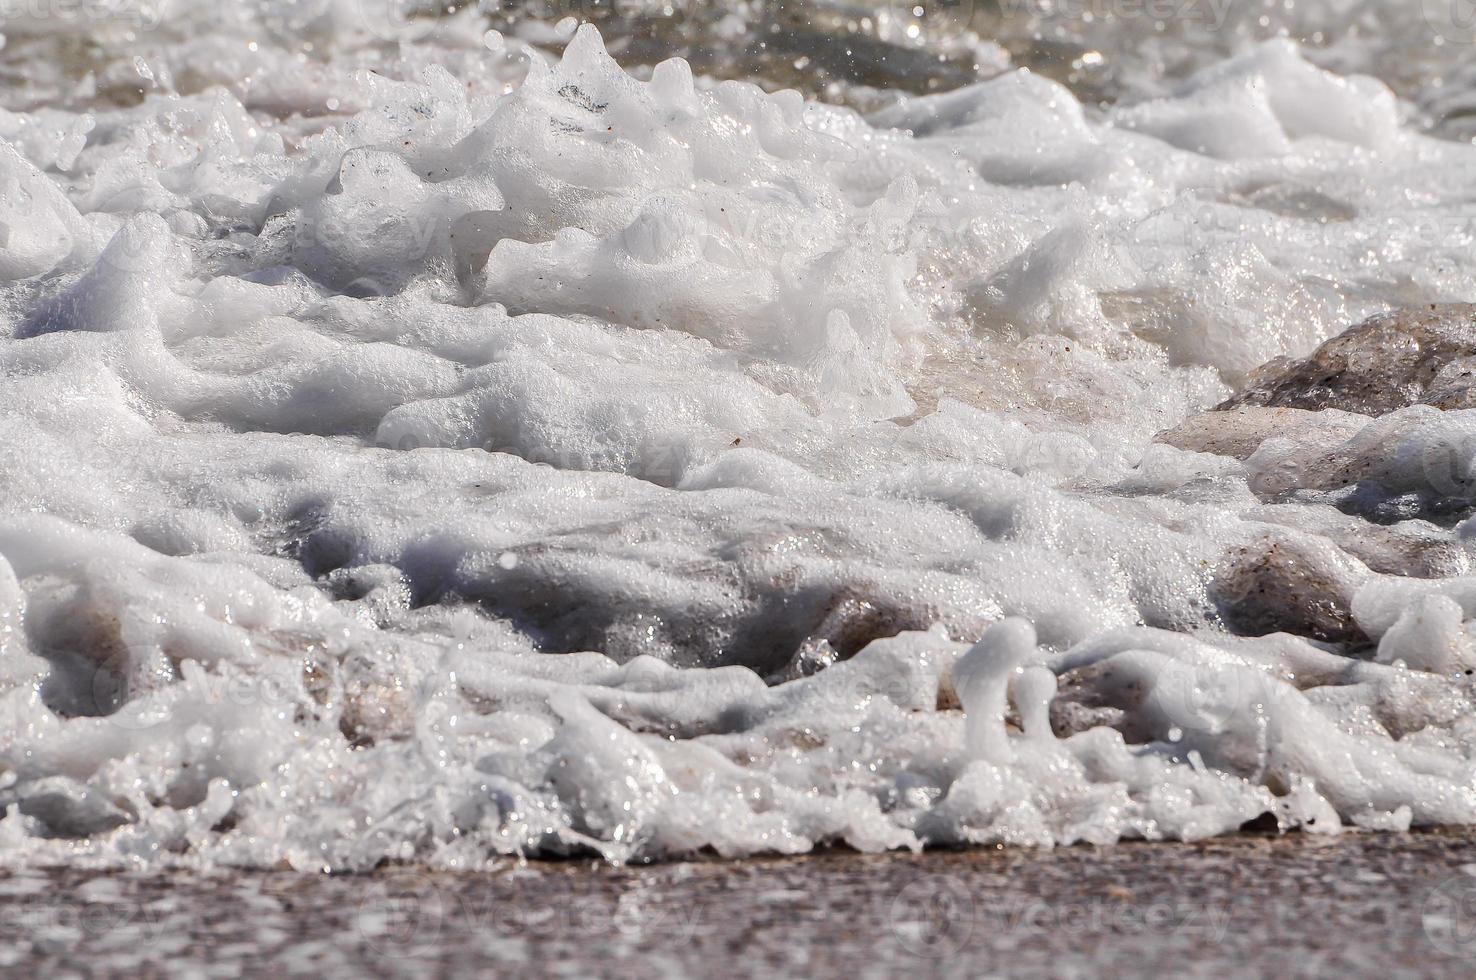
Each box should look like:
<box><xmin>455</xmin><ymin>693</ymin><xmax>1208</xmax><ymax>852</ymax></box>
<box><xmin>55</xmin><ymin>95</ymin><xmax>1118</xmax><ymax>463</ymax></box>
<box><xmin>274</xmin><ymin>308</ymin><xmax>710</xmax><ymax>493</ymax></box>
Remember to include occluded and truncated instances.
<box><xmin>4</xmin><ymin>2</ymin><xmax>1476</xmax><ymax>868</ymax></box>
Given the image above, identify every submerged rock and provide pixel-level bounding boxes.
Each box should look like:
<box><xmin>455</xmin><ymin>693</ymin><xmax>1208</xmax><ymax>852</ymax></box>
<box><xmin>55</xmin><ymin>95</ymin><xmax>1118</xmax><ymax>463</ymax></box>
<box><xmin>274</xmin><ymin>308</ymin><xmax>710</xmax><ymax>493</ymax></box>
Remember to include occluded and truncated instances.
<box><xmin>1159</xmin><ymin>405</ymin><xmax>1366</xmax><ymax>461</ymax></box>
<box><xmin>1211</xmin><ymin>534</ymin><xmax>1372</xmax><ymax>645</ymax></box>
<box><xmin>1219</xmin><ymin>304</ymin><xmax>1476</xmax><ymax>415</ymax></box>
<box><xmin>1157</xmin><ymin>307</ymin><xmax>1476</xmax><ymax>528</ymax></box>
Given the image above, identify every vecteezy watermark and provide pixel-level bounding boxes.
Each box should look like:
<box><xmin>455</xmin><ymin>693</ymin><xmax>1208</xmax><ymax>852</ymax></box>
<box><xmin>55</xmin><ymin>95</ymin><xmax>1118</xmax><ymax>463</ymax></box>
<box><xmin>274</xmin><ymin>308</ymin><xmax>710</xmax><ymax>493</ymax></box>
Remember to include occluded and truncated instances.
<box><xmin>352</xmin><ymin>0</ymin><xmax>448</xmax><ymax>43</ymax></box>
<box><xmin>889</xmin><ymin>873</ymin><xmax>976</xmax><ymax>956</ymax></box>
<box><xmin>357</xmin><ymin>870</ymin><xmax>447</xmax><ymax>955</ymax></box>
<box><xmin>1416</xmin><ymin>426</ymin><xmax>1476</xmax><ymax>503</ymax></box>
<box><xmin>491</xmin><ymin>0</ymin><xmax>701</xmax><ymax>23</ymax></box>
<box><xmin>94</xmin><ymin>214</ymin><xmax>173</xmax><ymax>276</ymax></box>
<box><xmin>1147</xmin><ymin>656</ymin><xmax>1249</xmax><ymax>737</ymax></box>
<box><xmin>5</xmin><ymin>883</ymin><xmax>176</xmax><ymax>954</ymax></box>
<box><xmin>886</xmin><ymin>872</ymin><xmax>1231</xmax><ymax>958</ymax></box>
<box><xmin>997</xmin><ymin>0</ymin><xmax>1237</xmax><ymax>31</ymax></box>
<box><xmin>357</xmin><ymin>870</ymin><xmax>707</xmax><ymax>958</ymax></box>
<box><xmin>0</xmin><ymin>0</ymin><xmax>166</xmax><ymax>31</ymax></box>
<box><xmin>876</xmin><ymin>1</ymin><xmax>982</xmax><ymax>39</ymax></box>
<box><xmin>1121</xmin><ymin>204</ymin><xmax>1476</xmax><ymax>280</ymax></box>
<box><xmin>1423</xmin><ymin>872</ymin><xmax>1476</xmax><ymax>957</ymax></box>
<box><xmin>87</xmin><ymin>653</ymin><xmax>306</xmax><ymax>733</ymax></box>
<box><xmin>1422</xmin><ymin>0</ymin><xmax>1476</xmax><ymax>45</ymax></box>
<box><xmin>489</xmin><ymin>1</ymin><xmax>981</xmax><ymax>37</ymax></box>
<box><xmin>373</xmin><ymin>421</ymin><xmax>692</xmax><ymax>486</ymax></box>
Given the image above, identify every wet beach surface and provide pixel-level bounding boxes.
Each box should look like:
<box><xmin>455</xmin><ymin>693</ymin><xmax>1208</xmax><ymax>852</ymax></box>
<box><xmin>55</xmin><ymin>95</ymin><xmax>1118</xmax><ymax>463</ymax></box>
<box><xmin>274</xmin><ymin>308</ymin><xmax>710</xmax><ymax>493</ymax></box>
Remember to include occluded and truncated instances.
<box><xmin>7</xmin><ymin>830</ymin><xmax>1476</xmax><ymax>978</ymax></box>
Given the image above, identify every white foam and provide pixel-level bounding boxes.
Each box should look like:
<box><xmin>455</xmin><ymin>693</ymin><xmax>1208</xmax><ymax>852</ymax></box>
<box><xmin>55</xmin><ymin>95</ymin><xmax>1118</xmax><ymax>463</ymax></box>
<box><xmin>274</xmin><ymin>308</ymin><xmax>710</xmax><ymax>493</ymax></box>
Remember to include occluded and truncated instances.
<box><xmin>1</xmin><ymin>12</ymin><xmax>1476</xmax><ymax>867</ymax></box>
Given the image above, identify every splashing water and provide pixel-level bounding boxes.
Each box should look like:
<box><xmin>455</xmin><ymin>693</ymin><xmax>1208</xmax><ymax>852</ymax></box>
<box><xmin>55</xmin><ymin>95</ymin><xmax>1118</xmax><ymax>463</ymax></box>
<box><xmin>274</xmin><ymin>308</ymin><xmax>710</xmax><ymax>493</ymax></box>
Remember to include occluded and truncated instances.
<box><xmin>2</xmin><ymin>4</ymin><xmax>1476</xmax><ymax>868</ymax></box>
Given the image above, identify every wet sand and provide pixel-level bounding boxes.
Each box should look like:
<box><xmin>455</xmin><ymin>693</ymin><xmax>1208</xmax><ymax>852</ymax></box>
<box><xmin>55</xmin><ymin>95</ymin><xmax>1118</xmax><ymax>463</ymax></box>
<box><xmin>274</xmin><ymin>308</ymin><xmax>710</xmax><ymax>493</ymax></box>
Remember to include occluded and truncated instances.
<box><xmin>6</xmin><ymin>830</ymin><xmax>1476</xmax><ymax>978</ymax></box>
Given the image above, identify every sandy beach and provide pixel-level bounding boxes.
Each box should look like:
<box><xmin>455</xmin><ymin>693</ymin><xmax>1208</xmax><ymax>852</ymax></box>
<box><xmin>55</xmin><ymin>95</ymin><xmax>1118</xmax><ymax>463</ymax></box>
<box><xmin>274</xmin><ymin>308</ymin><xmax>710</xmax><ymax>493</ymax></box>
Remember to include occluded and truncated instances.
<box><xmin>5</xmin><ymin>830</ymin><xmax>1476</xmax><ymax>977</ymax></box>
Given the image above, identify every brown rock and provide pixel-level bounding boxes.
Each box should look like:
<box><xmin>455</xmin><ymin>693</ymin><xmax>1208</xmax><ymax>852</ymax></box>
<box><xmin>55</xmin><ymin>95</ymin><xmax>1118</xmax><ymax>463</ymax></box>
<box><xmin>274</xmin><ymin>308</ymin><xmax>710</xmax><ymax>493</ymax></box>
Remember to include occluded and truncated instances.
<box><xmin>1159</xmin><ymin>405</ymin><xmax>1366</xmax><ymax>461</ymax></box>
<box><xmin>1210</xmin><ymin>534</ymin><xmax>1372</xmax><ymax>646</ymax></box>
<box><xmin>1244</xmin><ymin>505</ymin><xmax>1471</xmax><ymax>578</ymax></box>
<box><xmin>1218</xmin><ymin>304</ymin><xmax>1476</xmax><ymax>416</ymax></box>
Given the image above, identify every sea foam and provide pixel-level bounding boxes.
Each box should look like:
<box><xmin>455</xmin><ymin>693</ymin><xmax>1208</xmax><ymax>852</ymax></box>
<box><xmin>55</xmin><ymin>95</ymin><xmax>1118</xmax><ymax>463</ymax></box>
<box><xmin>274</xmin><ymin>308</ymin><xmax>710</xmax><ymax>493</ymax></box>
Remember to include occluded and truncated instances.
<box><xmin>2</xmin><ymin>8</ymin><xmax>1476</xmax><ymax>867</ymax></box>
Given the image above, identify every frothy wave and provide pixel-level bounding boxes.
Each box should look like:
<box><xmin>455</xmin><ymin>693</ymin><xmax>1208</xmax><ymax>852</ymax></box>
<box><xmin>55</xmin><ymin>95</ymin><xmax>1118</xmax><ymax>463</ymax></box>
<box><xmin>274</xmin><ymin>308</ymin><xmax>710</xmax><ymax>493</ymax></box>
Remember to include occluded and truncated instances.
<box><xmin>2</xmin><ymin>8</ymin><xmax>1476</xmax><ymax>867</ymax></box>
